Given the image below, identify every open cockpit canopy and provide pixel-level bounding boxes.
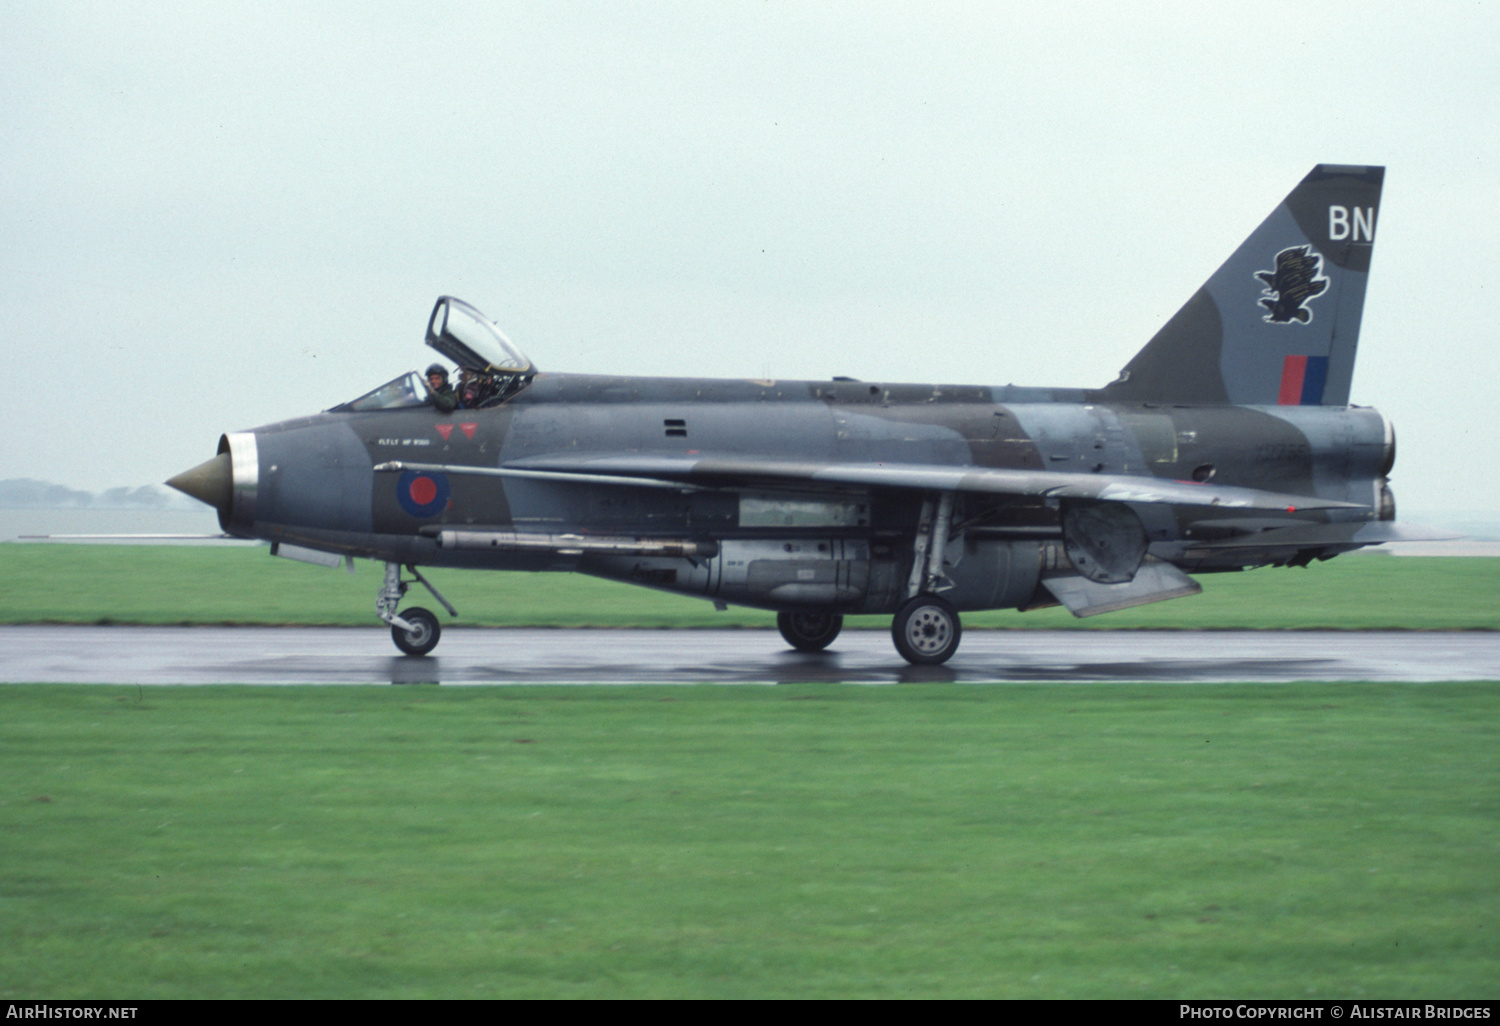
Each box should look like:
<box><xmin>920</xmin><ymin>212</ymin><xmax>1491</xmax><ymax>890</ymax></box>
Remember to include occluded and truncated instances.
<box><xmin>330</xmin><ymin>297</ymin><xmax>534</xmax><ymax>413</ymax></box>
<box><xmin>426</xmin><ymin>296</ymin><xmax>532</xmax><ymax>375</ymax></box>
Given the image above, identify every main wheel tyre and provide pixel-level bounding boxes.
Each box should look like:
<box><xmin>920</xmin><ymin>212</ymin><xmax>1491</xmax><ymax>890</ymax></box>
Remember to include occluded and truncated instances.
<box><xmin>891</xmin><ymin>595</ymin><xmax>962</xmax><ymax>665</ymax></box>
<box><xmin>392</xmin><ymin>606</ymin><xmax>441</xmax><ymax>656</ymax></box>
<box><xmin>777</xmin><ymin>610</ymin><xmax>844</xmax><ymax>652</ymax></box>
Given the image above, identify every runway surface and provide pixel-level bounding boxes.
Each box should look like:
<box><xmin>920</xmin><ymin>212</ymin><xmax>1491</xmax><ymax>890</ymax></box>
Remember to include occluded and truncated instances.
<box><xmin>2</xmin><ymin>625</ymin><xmax>1498</xmax><ymax>684</ymax></box>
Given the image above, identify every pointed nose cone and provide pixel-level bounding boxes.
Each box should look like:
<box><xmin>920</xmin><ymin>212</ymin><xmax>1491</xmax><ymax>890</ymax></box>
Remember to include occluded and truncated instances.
<box><xmin>166</xmin><ymin>452</ymin><xmax>233</xmax><ymax>516</ymax></box>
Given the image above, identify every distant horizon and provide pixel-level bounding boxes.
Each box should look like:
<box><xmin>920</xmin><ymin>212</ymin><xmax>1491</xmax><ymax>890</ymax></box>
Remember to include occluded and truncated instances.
<box><xmin>0</xmin><ymin>477</ymin><xmax>200</xmax><ymax>511</ymax></box>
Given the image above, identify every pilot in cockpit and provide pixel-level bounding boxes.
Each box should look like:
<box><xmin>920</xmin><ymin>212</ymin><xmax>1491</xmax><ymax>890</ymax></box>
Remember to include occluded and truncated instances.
<box><xmin>456</xmin><ymin>367</ymin><xmax>500</xmax><ymax>409</ymax></box>
<box><xmin>425</xmin><ymin>364</ymin><xmax>458</xmax><ymax>412</ymax></box>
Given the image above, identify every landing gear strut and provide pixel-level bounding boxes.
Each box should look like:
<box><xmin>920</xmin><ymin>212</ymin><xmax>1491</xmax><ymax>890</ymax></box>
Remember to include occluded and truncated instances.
<box><xmin>377</xmin><ymin>562</ymin><xmax>457</xmax><ymax>656</ymax></box>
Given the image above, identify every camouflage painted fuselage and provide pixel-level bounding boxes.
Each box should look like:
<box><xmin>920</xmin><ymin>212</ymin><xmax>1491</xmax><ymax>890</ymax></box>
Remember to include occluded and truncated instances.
<box><xmin>226</xmin><ymin>371</ymin><xmax>1393</xmax><ymax>616</ymax></box>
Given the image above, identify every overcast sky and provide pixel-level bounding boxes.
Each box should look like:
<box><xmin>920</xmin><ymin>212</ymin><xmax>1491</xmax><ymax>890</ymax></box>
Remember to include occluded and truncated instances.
<box><xmin>2</xmin><ymin>2</ymin><xmax>1496</xmax><ymax>519</ymax></box>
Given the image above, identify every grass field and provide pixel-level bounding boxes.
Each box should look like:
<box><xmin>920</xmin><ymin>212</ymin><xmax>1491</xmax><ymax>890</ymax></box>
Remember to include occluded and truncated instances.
<box><xmin>4</xmin><ymin>547</ymin><xmax>1496</xmax><ymax>997</ymax></box>
<box><xmin>2</xmin><ymin>683</ymin><xmax>1496</xmax><ymax>999</ymax></box>
<box><xmin>3</xmin><ymin>543</ymin><xmax>1499</xmax><ymax>629</ymax></box>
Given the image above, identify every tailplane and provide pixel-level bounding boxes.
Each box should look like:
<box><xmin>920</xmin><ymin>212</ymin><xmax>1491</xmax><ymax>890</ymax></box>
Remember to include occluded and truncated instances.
<box><xmin>1098</xmin><ymin>164</ymin><xmax>1383</xmax><ymax>406</ymax></box>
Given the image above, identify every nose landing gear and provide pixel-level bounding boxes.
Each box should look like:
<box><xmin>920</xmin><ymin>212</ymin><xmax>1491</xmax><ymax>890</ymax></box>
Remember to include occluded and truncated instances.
<box><xmin>376</xmin><ymin>562</ymin><xmax>457</xmax><ymax>656</ymax></box>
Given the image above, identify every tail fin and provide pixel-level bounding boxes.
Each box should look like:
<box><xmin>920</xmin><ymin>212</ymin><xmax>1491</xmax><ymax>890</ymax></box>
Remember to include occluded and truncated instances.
<box><xmin>1098</xmin><ymin>164</ymin><xmax>1383</xmax><ymax>406</ymax></box>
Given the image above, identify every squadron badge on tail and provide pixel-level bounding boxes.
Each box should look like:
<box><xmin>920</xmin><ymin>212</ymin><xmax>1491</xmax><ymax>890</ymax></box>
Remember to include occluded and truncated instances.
<box><xmin>1257</xmin><ymin>245</ymin><xmax>1328</xmax><ymax>324</ymax></box>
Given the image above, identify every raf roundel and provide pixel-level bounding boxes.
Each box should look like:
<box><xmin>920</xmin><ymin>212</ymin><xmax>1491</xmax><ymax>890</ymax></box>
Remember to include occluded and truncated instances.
<box><xmin>396</xmin><ymin>469</ymin><xmax>450</xmax><ymax>518</ymax></box>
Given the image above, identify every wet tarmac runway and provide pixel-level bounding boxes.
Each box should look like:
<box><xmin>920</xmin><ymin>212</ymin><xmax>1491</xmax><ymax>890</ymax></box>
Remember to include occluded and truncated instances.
<box><xmin>2</xmin><ymin>626</ymin><xmax>1498</xmax><ymax>685</ymax></box>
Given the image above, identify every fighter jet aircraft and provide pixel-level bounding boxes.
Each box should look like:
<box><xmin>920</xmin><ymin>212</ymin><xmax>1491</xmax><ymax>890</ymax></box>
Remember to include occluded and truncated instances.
<box><xmin>168</xmin><ymin>164</ymin><xmax>1426</xmax><ymax>664</ymax></box>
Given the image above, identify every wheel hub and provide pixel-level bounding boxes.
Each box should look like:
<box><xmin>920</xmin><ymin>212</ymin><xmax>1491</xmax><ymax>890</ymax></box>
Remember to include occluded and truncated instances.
<box><xmin>905</xmin><ymin>608</ymin><xmax>952</xmax><ymax>653</ymax></box>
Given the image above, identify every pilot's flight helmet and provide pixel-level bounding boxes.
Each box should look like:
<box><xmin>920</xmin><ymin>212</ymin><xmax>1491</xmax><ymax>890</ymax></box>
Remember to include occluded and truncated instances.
<box><xmin>425</xmin><ymin>363</ymin><xmax>448</xmax><ymax>381</ymax></box>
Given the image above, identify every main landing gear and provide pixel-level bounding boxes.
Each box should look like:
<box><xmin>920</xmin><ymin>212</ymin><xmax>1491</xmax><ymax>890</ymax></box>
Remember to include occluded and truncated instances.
<box><xmin>377</xmin><ymin>562</ymin><xmax>458</xmax><ymax>656</ymax></box>
<box><xmin>892</xmin><ymin>593</ymin><xmax>961</xmax><ymax>665</ymax></box>
<box><xmin>895</xmin><ymin>492</ymin><xmax>962</xmax><ymax>666</ymax></box>
<box><xmin>775</xmin><ymin>491</ymin><xmax>967</xmax><ymax>667</ymax></box>
<box><xmin>777</xmin><ymin>610</ymin><xmax>844</xmax><ymax>652</ymax></box>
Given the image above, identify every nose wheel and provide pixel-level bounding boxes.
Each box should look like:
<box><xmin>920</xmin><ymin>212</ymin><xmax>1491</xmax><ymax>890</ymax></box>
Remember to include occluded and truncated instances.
<box><xmin>376</xmin><ymin>562</ymin><xmax>457</xmax><ymax>656</ymax></box>
<box><xmin>391</xmin><ymin>606</ymin><xmax>441</xmax><ymax>656</ymax></box>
